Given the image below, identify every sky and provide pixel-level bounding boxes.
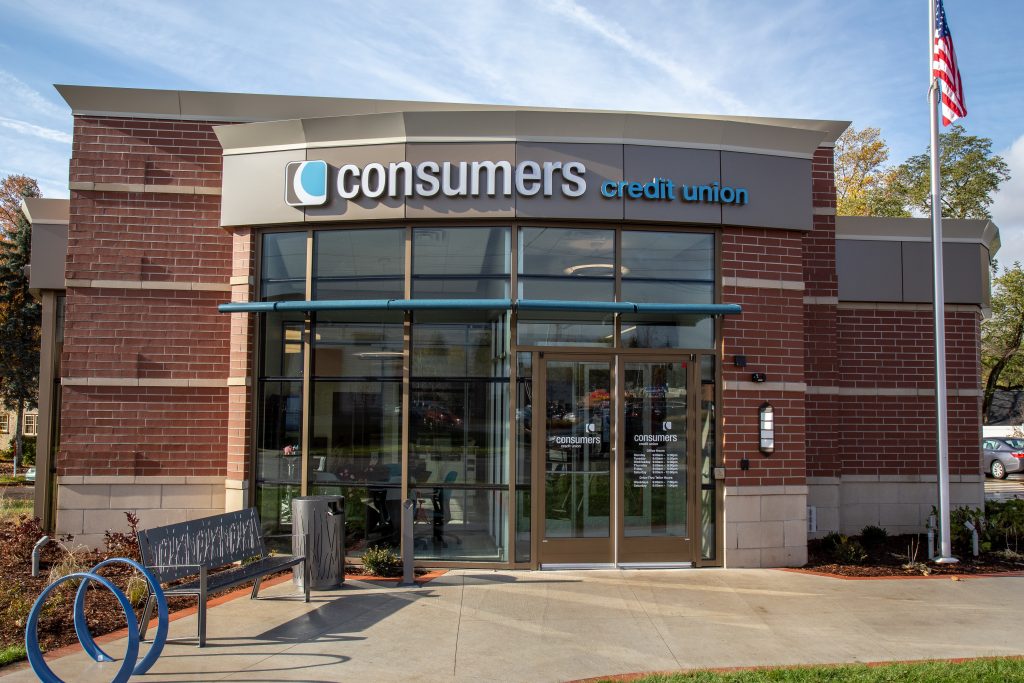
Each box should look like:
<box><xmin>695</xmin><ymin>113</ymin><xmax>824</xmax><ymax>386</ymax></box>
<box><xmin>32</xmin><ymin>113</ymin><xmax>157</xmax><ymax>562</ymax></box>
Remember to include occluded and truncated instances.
<box><xmin>0</xmin><ymin>0</ymin><xmax>1021</xmax><ymax>266</ymax></box>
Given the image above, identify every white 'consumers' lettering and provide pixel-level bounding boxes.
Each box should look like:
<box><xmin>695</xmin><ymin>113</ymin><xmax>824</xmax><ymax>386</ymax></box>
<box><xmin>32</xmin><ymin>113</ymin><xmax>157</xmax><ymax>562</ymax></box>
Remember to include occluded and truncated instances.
<box><xmin>333</xmin><ymin>160</ymin><xmax>586</xmax><ymax>200</ymax></box>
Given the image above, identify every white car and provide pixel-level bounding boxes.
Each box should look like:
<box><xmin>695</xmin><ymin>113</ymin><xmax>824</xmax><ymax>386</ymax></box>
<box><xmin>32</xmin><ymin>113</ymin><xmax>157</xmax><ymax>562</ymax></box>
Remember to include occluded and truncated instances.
<box><xmin>23</xmin><ymin>467</ymin><xmax>35</xmax><ymax>482</ymax></box>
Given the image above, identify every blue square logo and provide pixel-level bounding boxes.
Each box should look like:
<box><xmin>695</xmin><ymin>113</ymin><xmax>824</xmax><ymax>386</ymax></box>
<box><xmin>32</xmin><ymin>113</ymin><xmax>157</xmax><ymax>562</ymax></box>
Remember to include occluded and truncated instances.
<box><xmin>285</xmin><ymin>160</ymin><xmax>328</xmax><ymax>206</ymax></box>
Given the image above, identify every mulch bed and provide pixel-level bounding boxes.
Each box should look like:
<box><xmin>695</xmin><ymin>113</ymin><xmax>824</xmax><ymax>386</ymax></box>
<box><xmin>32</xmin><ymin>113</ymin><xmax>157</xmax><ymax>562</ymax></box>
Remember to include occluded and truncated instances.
<box><xmin>792</xmin><ymin>533</ymin><xmax>1024</xmax><ymax>578</ymax></box>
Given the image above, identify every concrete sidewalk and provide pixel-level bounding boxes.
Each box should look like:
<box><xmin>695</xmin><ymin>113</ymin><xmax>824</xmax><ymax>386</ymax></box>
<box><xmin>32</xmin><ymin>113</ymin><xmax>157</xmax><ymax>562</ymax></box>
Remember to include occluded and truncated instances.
<box><xmin>3</xmin><ymin>569</ymin><xmax>1022</xmax><ymax>682</ymax></box>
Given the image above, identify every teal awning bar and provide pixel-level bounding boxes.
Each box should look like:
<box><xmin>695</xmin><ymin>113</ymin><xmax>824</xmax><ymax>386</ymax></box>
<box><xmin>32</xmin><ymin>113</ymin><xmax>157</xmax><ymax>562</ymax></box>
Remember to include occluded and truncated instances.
<box><xmin>217</xmin><ymin>298</ymin><xmax>742</xmax><ymax>315</ymax></box>
<box><xmin>217</xmin><ymin>298</ymin><xmax>513</xmax><ymax>313</ymax></box>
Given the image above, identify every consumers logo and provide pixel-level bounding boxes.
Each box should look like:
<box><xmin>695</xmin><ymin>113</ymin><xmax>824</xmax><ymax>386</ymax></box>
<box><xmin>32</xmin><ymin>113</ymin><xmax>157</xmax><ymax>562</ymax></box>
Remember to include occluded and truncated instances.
<box><xmin>285</xmin><ymin>160</ymin><xmax>328</xmax><ymax>206</ymax></box>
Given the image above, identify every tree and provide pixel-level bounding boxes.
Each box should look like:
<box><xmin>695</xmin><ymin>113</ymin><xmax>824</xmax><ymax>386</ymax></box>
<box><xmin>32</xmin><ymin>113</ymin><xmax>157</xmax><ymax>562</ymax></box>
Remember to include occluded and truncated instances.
<box><xmin>888</xmin><ymin>124</ymin><xmax>1010</xmax><ymax>219</ymax></box>
<box><xmin>982</xmin><ymin>263</ymin><xmax>1024</xmax><ymax>422</ymax></box>
<box><xmin>0</xmin><ymin>175</ymin><xmax>41</xmax><ymax>471</ymax></box>
<box><xmin>835</xmin><ymin>126</ymin><xmax>895</xmax><ymax>216</ymax></box>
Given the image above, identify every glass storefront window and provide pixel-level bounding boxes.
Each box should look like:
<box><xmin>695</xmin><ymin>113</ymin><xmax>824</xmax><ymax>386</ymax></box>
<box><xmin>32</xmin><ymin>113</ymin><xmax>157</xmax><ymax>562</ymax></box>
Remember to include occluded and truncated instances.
<box><xmin>314</xmin><ymin>228</ymin><xmax>405</xmax><ymax>300</ymax></box>
<box><xmin>412</xmin><ymin>227</ymin><xmax>510</xmax><ymax>299</ymax></box>
<box><xmin>261</xmin><ymin>231</ymin><xmax>307</xmax><ymax>301</ymax></box>
<box><xmin>517</xmin><ymin>320</ymin><xmax>614</xmax><ymax>347</ymax></box>
<box><xmin>620</xmin><ymin>317</ymin><xmax>714</xmax><ymax>350</ymax></box>
<box><xmin>621</xmin><ymin>231</ymin><xmax>714</xmax><ymax>281</ymax></box>
<box><xmin>519</xmin><ymin>227</ymin><xmax>615</xmax><ymax>301</ymax></box>
<box><xmin>515</xmin><ymin>352</ymin><xmax>532</xmax><ymax>563</ymax></box>
<box><xmin>700</xmin><ymin>355</ymin><xmax>717</xmax><ymax>561</ymax></box>
<box><xmin>309</xmin><ymin>314</ymin><xmax>403</xmax><ymax>556</ymax></box>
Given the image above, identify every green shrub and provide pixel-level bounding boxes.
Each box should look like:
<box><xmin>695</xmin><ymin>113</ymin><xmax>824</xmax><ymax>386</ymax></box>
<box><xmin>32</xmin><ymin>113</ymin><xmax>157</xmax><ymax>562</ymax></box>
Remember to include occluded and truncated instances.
<box><xmin>938</xmin><ymin>505</ymin><xmax>986</xmax><ymax>556</ymax></box>
<box><xmin>820</xmin><ymin>531</ymin><xmax>842</xmax><ymax>554</ymax></box>
<box><xmin>986</xmin><ymin>499</ymin><xmax>1024</xmax><ymax>553</ymax></box>
<box><xmin>859</xmin><ymin>525</ymin><xmax>888</xmax><ymax>548</ymax></box>
<box><xmin>833</xmin><ymin>536</ymin><xmax>868</xmax><ymax>564</ymax></box>
<box><xmin>361</xmin><ymin>546</ymin><xmax>402</xmax><ymax>577</ymax></box>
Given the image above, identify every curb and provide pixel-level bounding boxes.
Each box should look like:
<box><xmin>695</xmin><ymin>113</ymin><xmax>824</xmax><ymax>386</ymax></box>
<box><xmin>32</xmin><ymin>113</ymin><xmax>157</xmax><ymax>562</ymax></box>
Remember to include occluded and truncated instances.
<box><xmin>570</xmin><ymin>654</ymin><xmax>1024</xmax><ymax>682</ymax></box>
<box><xmin>780</xmin><ymin>567</ymin><xmax>1024</xmax><ymax>581</ymax></box>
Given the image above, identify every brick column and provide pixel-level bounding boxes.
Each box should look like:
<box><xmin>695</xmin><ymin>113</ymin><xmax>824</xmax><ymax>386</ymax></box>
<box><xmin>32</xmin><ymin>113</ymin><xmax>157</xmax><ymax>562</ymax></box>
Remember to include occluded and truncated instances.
<box><xmin>225</xmin><ymin>228</ymin><xmax>255</xmax><ymax>511</ymax></box>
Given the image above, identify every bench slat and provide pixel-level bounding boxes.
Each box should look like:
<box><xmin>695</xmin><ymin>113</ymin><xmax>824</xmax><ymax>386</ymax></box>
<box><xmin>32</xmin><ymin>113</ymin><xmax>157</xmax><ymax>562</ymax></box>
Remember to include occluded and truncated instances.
<box><xmin>137</xmin><ymin>509</ymin><xmax>269</xmax><ymax>585</ymax></box>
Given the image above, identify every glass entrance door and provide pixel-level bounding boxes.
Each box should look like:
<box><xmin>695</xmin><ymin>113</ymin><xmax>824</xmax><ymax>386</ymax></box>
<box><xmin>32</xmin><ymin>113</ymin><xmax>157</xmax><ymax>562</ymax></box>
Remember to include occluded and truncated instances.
<box><xmin>536</xmin><ymin>357</ymin><xmax>614</xmax><ymax>565</ymax></box>
<box><xmin>618</xmin><ymin>359</ymin><xmax>692</xmax><ymax>563</ymax></box>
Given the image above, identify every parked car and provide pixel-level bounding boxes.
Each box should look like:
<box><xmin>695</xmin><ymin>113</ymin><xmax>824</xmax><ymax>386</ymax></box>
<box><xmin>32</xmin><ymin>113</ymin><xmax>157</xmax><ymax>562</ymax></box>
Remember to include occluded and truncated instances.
<box><xmin>983</xmin><ymin>437</ymin><xmax>1024</xmax><ymax>479</ymax></box>
<box><xmin>24</xmin><ymin>466</ymin><xmax>36</xmax><ymax>482</ymax></box>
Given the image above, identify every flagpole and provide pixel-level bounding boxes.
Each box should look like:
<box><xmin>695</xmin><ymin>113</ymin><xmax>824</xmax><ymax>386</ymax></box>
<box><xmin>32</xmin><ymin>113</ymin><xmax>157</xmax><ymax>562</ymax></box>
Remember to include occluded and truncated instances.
<box><xmin>929</xmin><ymin>0</ymin><xmax>957</xmax><ymax>564</ymax></box>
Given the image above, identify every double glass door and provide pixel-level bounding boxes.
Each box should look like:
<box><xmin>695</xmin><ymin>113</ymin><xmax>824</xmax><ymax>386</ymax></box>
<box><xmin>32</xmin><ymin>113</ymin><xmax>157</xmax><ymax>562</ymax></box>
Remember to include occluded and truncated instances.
<box><xmin>534</xmin><ymin>354</ymin><xmax>696</xmax><ymax>566</ymax></box>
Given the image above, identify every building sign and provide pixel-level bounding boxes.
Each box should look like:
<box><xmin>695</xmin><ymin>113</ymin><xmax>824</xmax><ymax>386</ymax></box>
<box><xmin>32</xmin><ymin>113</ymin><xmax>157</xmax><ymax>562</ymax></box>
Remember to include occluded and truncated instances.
<box><xmin>285</xmin><ymin>159</ymin><xmax>586</xmax><ymax>206</ymax></box>
<box><xmin>601</xmin><ymin>178</ymin><xmax>748</xmax><ymax>205</ymax></box>
<box><xmin>285</xmin><ymin>160</ymin><xmax>749</xmax><ymax>207</ymax></box>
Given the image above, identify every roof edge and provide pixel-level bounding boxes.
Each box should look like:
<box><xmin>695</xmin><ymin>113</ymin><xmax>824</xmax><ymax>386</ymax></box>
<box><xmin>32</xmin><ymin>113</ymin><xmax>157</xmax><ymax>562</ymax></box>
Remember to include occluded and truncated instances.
<box><xmin>836</xmin><ymin>215</ymin><xmax>1000</xmax><ymax>255</ymax></box>
<box><xmin>55</xmin><ymin>84</ymin><xmax>850</xmax><ymax>144</ymax></box>
<box><xmin>20</xmin><ymin>197</ymin><xmax>70</xmax><ymax>224</ymax></box>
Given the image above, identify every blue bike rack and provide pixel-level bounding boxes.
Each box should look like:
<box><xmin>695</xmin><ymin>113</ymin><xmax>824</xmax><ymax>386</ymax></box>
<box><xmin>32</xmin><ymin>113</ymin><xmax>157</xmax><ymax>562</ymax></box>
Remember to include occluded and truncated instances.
<box><xmin>25</xmin><ymin>558</ymin><xmax>169</xmax><ymax>683</ymax></box>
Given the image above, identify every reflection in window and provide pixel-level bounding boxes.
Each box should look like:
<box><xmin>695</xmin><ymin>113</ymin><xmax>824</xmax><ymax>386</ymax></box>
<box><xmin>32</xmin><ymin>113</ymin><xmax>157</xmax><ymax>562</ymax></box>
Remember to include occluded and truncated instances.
<box><xmin>410</xmin><ymin>319</ymin><xmax>508</xmax><ymax>561</ymax></box>
<box><xmin>700</xmin><ymin>355</ymin><xmax>717</xmax><ymax>561</ymax></box>
<box><xmin>314</xmin><ymin>229</ymin><xmax>405</xmax><ymax>300</ymax></box>
<box><xmin>412</xmin><ymin>227</ymin><xmax>510</xmax><ymax>299</ymax></box>
<box><xmin>309</xmin><ymin>315</ymin><xmax>403</xmax><ymax>556</ymax></box>
<box><xmin>519</xmin><ymin>227</ymin><xmax>615</xmax><ymax>301</ymax></box>
<box><xmin>261</xmin><ymin>232</ymin><xmax>306</xmax><ymax>301</ymax></box>
<box><xmin>515</xmin><ymin>352</ymin><xmax>532</xmax><ymax>562</ymax></box>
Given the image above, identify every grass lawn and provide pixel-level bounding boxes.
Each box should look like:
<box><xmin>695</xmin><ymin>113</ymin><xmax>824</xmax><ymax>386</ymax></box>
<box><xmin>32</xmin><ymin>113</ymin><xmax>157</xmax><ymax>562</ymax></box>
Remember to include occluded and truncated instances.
<box><xmin>0</xmin><ymin>497</ymin><xmax>32</xmax><ymax>522</ymax></box>
<box><xmin>613</xmin><ymin>658</ymin><xmax>1024</xmax><ymax>683</ymax></box>
<box><xmin>0</xmin><ymin>645</ymin><xmax>26</xmax><ymax>667</ymax></box>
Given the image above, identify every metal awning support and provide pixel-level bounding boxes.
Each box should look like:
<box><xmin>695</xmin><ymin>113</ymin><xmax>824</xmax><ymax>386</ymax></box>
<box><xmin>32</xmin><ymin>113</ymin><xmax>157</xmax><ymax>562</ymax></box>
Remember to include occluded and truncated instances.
<box><xmin>217</xmin><ymin>298</ymin><xmax>742</xmax><ymax>315</ymax></box>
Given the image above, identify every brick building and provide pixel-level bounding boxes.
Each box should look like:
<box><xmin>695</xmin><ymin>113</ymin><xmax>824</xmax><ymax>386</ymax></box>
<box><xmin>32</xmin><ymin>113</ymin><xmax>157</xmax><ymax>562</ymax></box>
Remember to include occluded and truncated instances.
<box><xmin>25</xmin><ymin>86</ymin><xmax>997</xmax><ymax>567</ymax></box>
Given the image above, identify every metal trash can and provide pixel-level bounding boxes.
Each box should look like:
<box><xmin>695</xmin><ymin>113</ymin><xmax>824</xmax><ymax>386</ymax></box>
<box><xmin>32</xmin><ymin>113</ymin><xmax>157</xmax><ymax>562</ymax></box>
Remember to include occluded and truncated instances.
<box><xmin>291</xmin><ymin>495</ymin><xmax>345</xmax><ymax>590</ymax></box>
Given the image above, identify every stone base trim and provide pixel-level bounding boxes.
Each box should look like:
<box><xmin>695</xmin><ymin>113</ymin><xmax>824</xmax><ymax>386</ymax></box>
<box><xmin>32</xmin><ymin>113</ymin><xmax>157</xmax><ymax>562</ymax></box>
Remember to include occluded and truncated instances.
<box><xmin>224</xmin><ymin>479</ymin><xmax>249</xmax><ymax>512</ymax></box>
<box><xmin>805</xmin><ymin>385</ymin><xmax>981</xmax><ymax>397</ymax></box>
<box><xmin>724</xmin><ymin>381</ymin><xmax>807</xmax><ymax>393</ymax></box>
<box><xmin>61</xmin><ymin>377</ymin><xmax>230</xmax><ymax>388</ymax></box>
<box><xmin>724</xmin><ymin>485</ymin><xmax>808</xmax><ymax>568</ymax></box>
<box><xmin>69</xmin><ymin>181</ymin><xmax>221</xmax><ymax>195</ymax></box>
<box><xmin>722</xmin><ymin>276</ymin><xmax>804</xmax><ymax>291</ymax></box>
<box><xmin>65</xmin><ymin>278</ymin><xmax>230</xmax><ymax>292</ymax></box>
<box><xmin>54</xmin><ymin>476</ymin><xmax>229</xmax><ymax>550</ymax></box>
<box><xmin>807</xmin><ymin>474</ymin><xmax>984</xmax><ymax>537</ymax></box>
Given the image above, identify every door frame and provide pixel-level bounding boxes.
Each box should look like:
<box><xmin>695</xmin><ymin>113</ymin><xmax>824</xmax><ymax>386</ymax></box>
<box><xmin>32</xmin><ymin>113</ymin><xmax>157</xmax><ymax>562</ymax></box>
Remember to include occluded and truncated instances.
<box><xmin>615</xmin><ymin>353</ymin><xmax>698</xmax><ymax>566</ymax></box>
<box><xmin>532</xmin><ymin>352</ymin><xmax>617</xmax><ymax>567</ymax></box>
<box><xmin>530</xmin><ymin>350</ymin><xmax>700</xmax><ymax>568</ymax></box>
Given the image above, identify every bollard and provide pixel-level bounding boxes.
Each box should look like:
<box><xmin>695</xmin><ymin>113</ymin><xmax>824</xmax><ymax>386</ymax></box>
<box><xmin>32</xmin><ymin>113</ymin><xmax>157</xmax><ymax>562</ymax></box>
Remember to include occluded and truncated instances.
<box><xmin>927</xmin><ymin>515</ymin><xmax>936</xmax><ymax>560</ymax></box>
<box><xmin>964</xmin><ymin>520</ymin><xmax>979</xmax><ymax>557</ymax></box>
<box><xmin>31</xmin><ymin>536</ymin><xmax>49</xmax><ymax>578</ymax></box>
<box><xmin>400</xmin><ymin>499</ymin><xmax>415</xmax><ymax>586</ymax></box>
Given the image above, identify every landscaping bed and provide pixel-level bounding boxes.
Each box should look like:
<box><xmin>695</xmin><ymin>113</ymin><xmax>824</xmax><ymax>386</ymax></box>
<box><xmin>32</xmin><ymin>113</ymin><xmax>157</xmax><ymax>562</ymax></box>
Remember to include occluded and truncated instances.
<box><xmin>796</xmin><ymin>499</ymin><xmax>1024</xmax><ymax>578</ymax></box>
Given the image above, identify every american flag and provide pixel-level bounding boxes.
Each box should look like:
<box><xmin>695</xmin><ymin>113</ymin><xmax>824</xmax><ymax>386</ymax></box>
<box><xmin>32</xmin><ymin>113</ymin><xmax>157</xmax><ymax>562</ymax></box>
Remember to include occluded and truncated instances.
<box><xmin>933</xmin><ymin>0</ymin><xmax>966</xmax><ymax>125</ymax></box>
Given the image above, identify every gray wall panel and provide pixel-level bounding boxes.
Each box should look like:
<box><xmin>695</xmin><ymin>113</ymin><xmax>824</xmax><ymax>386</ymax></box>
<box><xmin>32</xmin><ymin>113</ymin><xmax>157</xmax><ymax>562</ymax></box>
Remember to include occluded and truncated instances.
<box><xmin>405</xmin><ymin>142</ymin><xmax>516</xmax><ymax>219</ymax></box>
<box><xmin>514</xmin><ymin>142</ymin><xmax>623</xmax><ymax>220</ymax></box>
<box><xmin>29</xmin><ymin>222</ymin><xmax>68</xmax><ymax>291</ymax></box>
<box><xmin>836</xmin><ymin>240</ymin><xmax>903</xmax><ymax>302</ymax></box>
<box><xmin>622</xmin><ymin>145</ymin><xmax>722</xmax><ymax>224</ymax></box>
<box><xmin>720</xmin><ymin>152</ymin><xmax>811</xmax><ymax>230</ymax></box>
<box><xmin>221</xmin><ymin>151</ymin><xmax>306</xmax><ymax>227</ymax></box>
<box><xmin>901</xmin><ymin>242</ymin><xmax>985</xmax><ymax>305</ymax></box>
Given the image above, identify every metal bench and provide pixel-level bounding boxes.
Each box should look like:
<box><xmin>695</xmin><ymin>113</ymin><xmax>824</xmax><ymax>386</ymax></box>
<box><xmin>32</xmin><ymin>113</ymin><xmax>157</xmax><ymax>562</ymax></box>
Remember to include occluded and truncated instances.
<box><xmin>136</xmin><ymin>508</ymin><xmax>309</xmax><ymax>647</ymax></box>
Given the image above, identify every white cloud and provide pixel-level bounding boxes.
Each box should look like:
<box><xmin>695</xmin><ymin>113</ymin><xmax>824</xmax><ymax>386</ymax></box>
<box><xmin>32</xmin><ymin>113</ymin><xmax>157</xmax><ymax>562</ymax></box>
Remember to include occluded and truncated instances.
<box><xmin>991</xmin><ymin>134</ymin><xmax>1024</xmax><ymax>269</ymax></box>
<box><xmin>0</xmin><ymin>117</ymin><xmax>71</xmax><ymax>144</ymax></box>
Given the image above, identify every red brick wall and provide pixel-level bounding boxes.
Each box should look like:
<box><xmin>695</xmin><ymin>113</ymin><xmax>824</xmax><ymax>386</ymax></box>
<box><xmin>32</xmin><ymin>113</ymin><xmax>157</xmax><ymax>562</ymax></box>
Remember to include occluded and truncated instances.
<box><xmin>804</xmin><ymin>147</ymin><xmax>840</xmax><ymax>478</ymax></box>
<box><xmin>59</xmin><ymin>386</ymin><xmax>227</xmax><ymax>477</ymax></box>
<box><xmin>721</xmin><ymin>227</ymin><xmax>806</xmax><ymax>487</ymax></box>
<box><xmin>835</xmin><ymin>308</ymin><xmax>982</xmax><ymax>476</ymax></box>
<box><xmin>59</xmin><ymin>115</ymin><xmax>235</xmax><ymax>478</ymax></box>
<box><xmin>71</xmin><ymin>117</ymin><xmax>221</xmax><ymax>188</ymax></box>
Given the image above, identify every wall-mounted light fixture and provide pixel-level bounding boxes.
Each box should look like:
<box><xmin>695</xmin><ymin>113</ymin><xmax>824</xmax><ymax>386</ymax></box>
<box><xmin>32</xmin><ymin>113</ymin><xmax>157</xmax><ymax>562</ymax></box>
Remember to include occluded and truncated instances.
<box><xmin>759</xmin><ymin>402</ymin><xmax>775</xmax><ymax>454</ymax></box>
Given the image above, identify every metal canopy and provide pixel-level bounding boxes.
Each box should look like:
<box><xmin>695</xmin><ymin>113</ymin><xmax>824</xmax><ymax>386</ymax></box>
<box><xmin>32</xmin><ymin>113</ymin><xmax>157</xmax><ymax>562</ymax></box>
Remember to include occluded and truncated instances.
<box><xmin>218</xmin><ymin>298</ymin><xmax>741</xmax><ymax>315</ymax></box>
